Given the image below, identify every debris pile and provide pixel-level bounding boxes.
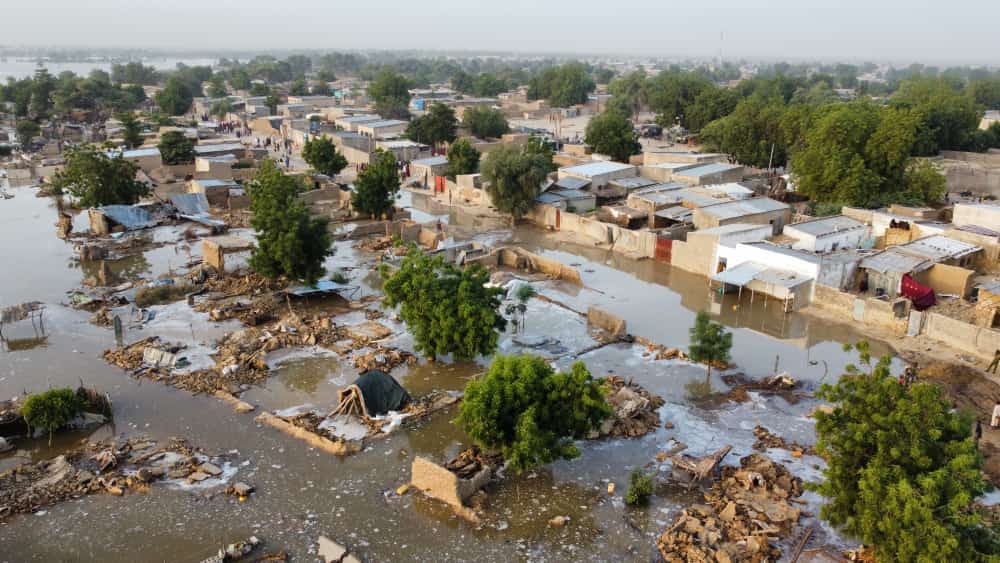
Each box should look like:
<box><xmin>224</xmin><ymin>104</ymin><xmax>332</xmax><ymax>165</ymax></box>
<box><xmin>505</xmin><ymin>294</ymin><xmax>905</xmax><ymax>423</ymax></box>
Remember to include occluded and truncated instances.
<box><xmin>656</xmin><ymin>454</ymin><xmax>804</xmax><ymax>562</ymax></box>
<box><xmin>443</xmin><ymin>445</ymin><xmax>503</xmax><ymax>479</ymax></box>
<box><xmin>753</xmin><ymin>425</ymin><xmax>816</xmax><ymax>456</ymax></box>
<box><xmin>0</xmin><ymin>436</ymin><xmax>234</xmax><ymax>521</ymax></box>
<box><xmin>590</xmin><ymin>376</ymin><xmax>665</xmax><ymax>438</ymax></box>
<box><xmin>720</xmin><ymin>373</ymin><xmax>804</xmax><ymax>404</ymax></box>
<box><xmin>352</xmin><ymin>346</ymin><xmax>417</xmax><ymax>372</ymax></box>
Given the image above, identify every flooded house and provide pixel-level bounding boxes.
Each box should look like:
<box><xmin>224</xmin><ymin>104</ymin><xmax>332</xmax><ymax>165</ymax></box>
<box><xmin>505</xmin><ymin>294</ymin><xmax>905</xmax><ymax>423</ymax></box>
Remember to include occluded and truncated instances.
<box><xmin>693</xmin><ymin>197</ymin><xmax>792</xmax><ymax>235</ymax></box>
<box><xmin>670</xmin><ymin>223</ymin><xmax>773</xmax><ymax>277</ymax></box>
<box><xmin>782</xmin><ymin>215</ymin><xmax>870</xmax><ymax>253</ymax></box>
<box><xmin>711</xmin><ymin>242</ymin><xmax>825</xmax><ymax>311</ymax></box>
<box><xmin>859</xmin><ymin>235</ymin><xmax>981</xmax><ymax>298</ymax></box>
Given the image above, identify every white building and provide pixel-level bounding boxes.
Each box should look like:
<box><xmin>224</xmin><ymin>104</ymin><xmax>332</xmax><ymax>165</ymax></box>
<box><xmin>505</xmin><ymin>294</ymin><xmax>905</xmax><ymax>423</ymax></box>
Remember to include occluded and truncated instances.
<box><xmin>782</xmin><ymin>215</ymin><xmax>869</xmax><ymax>253</ymax></box>
<box><xmin>558</xmin><ymin>160</ymin><xmax>637</xmax><ymax>189</ymax></box>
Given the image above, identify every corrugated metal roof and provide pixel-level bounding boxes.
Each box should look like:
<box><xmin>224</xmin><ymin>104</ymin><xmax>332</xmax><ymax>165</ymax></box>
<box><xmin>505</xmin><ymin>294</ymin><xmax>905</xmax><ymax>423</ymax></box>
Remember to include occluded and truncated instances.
<box><xmin>194</xmin><ymin>143</ymin><xmax>242</xmax><ymax>154</ymax></box>
<box><xmin>741</xmin><ymin>241</ymin><xmax>822</xmax><ymax>264</ymax></box>
<box><xmin>169</xmin><ymin>193</ymin><xmax>210</xmax><ymax>216</ymax></box>
<box><xmin>703</xmin><ymin>182</ymin><xmax>754</xmax><ymax>199</ymax></box>
<box><xmin>860</xmin><ymin>248</ymin><xmax>932</xmax><ymax>274</ymax></box>
<box><xmin>632</xmin><ymin>182</ymin><xmax>686</xmax><ymax>196</ymax></box>
<box><xmin>535</xmin><ymin>192</ymin><xmax>565</xmax><ymax>204</ymax></box>
<box><xmin>97</xmin><ymin>205</ymin><xmax>157</xmax><ymax>230</ymax></box>
<box><xmin>361</xmin><ymin>120</ymin><xmax>407</xmax><ymax>128</ymax></box>
<box><xmin>609</xmin><ymin>177</ymin><xmax>657</xmax><ymax>189</ymax></box>
<box><xmin>713</xmin><ymin>262</ymin><xmax>768</xmax><ymax>286</ymax></box>
<box><xmin>977</xmin><ymin>280</ymin><xmax>1000</xmax><ymax>294</ymax></box>
<box><xmin>560</xmin><ymin>161</ymin><xmax>635</xmax><ymax>177</ymax></box>
<box><xmin>412</xmin><ymin>155</ymin><xmax>448</xmax><ymax>166</ymax></box>
<box><xmin>955</xmin><ymin>224</ymin><xmax>1000</xmax><ymax>238</ymax></box>
<box><xmin>550</xmin><ymin>188</ymin><xmax>594</xmax><ymax>200</ymax></box>
<box><xmin>337</xmin><ymin>115</ymin><xmax>381</xmax><ymax>123</ymax></box>
<box><xmin>554</xmin><ymin>176</ymin><xmax>591</xmax><ymax>191</ymax></box>
<box><xmin>898</xmin><ymin>235</ymin><xmax>980</xmax><ymax>261</ymax></box>
<box><xmin>785</xmin><ymin>215</ymin><xmax>865</xmax><ymax>237</ymax></box>
<box><xmin>675</xmin><ymin>163</ymin><xmax>741</xmax><ymax>177</ymax></box>
<box><xmin>654</xmin><ymin>206</ymin><xmax>693</xmax><ymax>220</ymax></box>
<box><xmin>197</xmin><ymin>179</ymin><xmax>239</xmax><ymax>188</ymax></box>
<box><xmin>698</xmin><ymin>198</ymin><xmax>789</xmax><ymax>220</ymax></box>
<box><xmin>122</xmin><ymin>147</ymin><xmax>161</xmax><ymax>158</ymax></box>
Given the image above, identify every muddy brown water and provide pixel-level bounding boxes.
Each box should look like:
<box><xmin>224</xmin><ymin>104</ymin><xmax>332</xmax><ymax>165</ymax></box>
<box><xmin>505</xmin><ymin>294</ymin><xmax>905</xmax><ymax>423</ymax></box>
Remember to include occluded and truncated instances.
<box><xmin>0</xmin><ymin>187</ymin><xmax>895</xmax><ymax>561</ymax></box>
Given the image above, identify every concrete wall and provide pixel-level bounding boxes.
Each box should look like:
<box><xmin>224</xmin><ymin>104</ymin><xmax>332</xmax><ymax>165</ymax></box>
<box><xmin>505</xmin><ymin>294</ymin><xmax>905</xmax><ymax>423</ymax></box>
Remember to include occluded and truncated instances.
<box><xmin>953</xmin><ymin>203</ymin><xmax>1000</xmax><ymax>231</ymax></box>
<box><xmin>669</xmin><ymin>234</ymin><xmax>718</xmax><ymax>276</ymax></box>
<box><xmin>918</xmin><ymin>263</ymin><xmax>975</xmax><ymax>297</ymax></box>
<box><xmin>693</xmin><ymin>207</ymin><xmax>791</xmax><ymax>235</ymax></box>
<box><xmin>925</xmin><ymin>312</ymin><xmax>1000</xmax><ymax>359</ymax></box>
<box><xmin>496</xmin><ymin>247</ymin><xmax>582</xmax><ymax>285</ymax></box>
<box><xmin>526</xmin><ymin>203</ymin><xmax>657</xmax><ymax>259</ymax></box>
<box><xmin>944</xmin><ymin>228</ymin><xmax>1000</xmax><ymax>272</ymax></box>
<box><xmin>786</xmin><ymin>226</ymin><xmax>868</xmax><ymax>253</ymax></box>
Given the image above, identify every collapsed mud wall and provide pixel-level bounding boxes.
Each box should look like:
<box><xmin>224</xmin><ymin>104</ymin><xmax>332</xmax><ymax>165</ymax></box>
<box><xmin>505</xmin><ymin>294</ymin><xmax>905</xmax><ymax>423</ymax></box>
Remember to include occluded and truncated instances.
<box><xmin>496</xmin><ymin>247</ymin><xmax>582</xmax><ymax>285</ymax></box>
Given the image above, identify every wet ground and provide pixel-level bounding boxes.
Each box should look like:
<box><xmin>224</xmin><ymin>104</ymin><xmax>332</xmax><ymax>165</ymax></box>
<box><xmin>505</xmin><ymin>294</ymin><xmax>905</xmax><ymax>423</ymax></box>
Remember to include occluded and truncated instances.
<box><xmin>0</xmin><ymin>186</ymin><xmax>899</xmax><ymax>561</ymax></box>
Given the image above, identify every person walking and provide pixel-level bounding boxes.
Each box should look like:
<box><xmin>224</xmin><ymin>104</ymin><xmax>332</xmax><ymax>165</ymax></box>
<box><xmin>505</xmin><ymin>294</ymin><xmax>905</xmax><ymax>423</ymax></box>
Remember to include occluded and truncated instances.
<box><xmin>976</xmin><ymin>419</ymin><xmax>983</xmax><ymax>446</ymax></box>
<box><xmin>989</xmin><ymin>349</ymin><xmax>1000</xmax><ymax>374</ymax></box>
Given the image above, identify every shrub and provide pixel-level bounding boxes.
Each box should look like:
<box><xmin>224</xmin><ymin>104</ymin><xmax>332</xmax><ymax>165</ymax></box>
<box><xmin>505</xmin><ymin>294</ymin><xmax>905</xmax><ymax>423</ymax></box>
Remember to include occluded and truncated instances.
<box><xmin>21</xmin><ymin>388</ymin><xmax>84</xmax><ymax>445</ymax></box>
<box><xmin>625</xmin><ymin>469</ymin><xmax>654</xmax><ymax>506</ymax></box>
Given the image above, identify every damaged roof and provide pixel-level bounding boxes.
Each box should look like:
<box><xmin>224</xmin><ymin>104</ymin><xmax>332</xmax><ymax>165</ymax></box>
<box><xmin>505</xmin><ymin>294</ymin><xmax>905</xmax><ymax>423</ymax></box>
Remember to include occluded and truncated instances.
<box><xmin>860</xmin><ymin>248</ymin><xmax>933</xmax><ymax>274</ymax></box>
<box><xmin>96</xmin><ymin>205</ymin><xmax>158</xmax><ymax>230</ymax></box>
<box><xmin>698</xmin><ymin>198</ymin><xmax>789</xmax><ymax>220</ymax></box>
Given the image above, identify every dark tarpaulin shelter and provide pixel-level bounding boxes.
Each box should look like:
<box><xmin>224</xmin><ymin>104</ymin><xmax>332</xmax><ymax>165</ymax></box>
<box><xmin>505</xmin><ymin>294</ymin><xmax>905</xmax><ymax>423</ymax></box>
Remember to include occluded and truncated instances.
<box><xmin>334</xmin><ymin>370</ymin><xmax>411</xmax><ymax>418</ymax></box>
<box><xmin>901</xmin><ymin>274</ymin><xmax>936</xmax><ymax>311</ymax></box>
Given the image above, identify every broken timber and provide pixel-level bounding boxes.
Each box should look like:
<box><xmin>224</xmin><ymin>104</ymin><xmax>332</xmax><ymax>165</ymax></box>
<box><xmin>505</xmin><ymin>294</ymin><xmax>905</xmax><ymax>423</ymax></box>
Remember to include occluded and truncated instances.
<box><xmin>667</xmin><ymin>445</ymin><xmax>732</xmax><ymax>489</ymax></box>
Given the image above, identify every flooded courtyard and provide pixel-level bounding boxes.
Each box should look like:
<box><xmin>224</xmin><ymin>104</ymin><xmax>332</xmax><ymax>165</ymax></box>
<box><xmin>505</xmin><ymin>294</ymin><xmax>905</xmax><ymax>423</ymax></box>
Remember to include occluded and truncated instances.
<box><xmin>0</xmin><ymin>186</ymin><xmax>898</xmax><ymax>561</ymax></box>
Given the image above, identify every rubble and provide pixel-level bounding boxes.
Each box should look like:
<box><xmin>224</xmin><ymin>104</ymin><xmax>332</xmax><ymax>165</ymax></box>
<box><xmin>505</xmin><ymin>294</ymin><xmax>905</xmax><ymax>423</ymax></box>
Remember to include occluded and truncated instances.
<box><xmin>0</xmin><ymin>436</ymin><xmax>234</xmax><ymax>521</ymax></box>
<box><xmin>753</xmin><ymin>425</ymin><xmax>816</xmax><ymax>456</ymax></box>
<box><xmin>443</xmin><ymin>445</ymin><xmax>504</xmax><ymax>479</ymax></box>
<box><xmin>666</xmin><ymin>445</ymin><xmax>733</xmax><ymax>488</ymax></box>
<box><xmin>199</xmin><ymin>535</ymin><xmax>261</xmax><ymax>563</ymax></box>
<box><xmin>589</xmin><ymin>376</ymin><xmax>665</xmax><ymax>439</ymax></box>
<box><xmin>656</xmin><ymin>454</ymin><xmax>804</xmax><ymax>562</ymax></box>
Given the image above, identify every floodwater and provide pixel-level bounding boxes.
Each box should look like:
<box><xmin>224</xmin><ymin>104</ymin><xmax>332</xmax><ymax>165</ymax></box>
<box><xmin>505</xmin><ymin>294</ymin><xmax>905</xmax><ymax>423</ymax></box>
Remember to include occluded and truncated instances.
<box><xmin>0</xmin><ymin>186</ymin><xmax>897</xmax><ymax>561</ymax></box>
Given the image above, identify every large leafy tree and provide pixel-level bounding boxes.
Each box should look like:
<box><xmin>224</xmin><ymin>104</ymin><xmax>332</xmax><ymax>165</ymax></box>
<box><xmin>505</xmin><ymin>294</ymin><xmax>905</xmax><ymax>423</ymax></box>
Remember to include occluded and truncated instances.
<box><xmin>607</xmin><ymin>70</ymin><xmax>649</xmax><ymax>119</ymax></box>
<box><xmin>381</xmin><ymin>248</ymin><xmax>505</xmax><ymax>361</ymax></box>
<box><xmin>688</xmin><ymin>311</ymin><xmax>732</xmax><ymax>384</ymax></box>
<box><xmin>456</xmin><ymin>355</ymin><xmax>611</xmax><ymax>473</ymax></box>
<box><xmin>302</xmin><ymin>135</ymin><xmax>348</xmax><ymax>177</ymax></box>
<box><xmin>157</xmin><ymin>130</ymin><xmax>195</xmax><ymax>165</ymax></box>
<box><xmin>311</xmin><ymin>81</ymin><xmax>332</xmax><ymax>96</ymax></box>
<box><xmin>29</xmin><ymin>67</ymin><xmax>55</xmax><ymax>119</ymax></box>
<box><xmin>480</xmin><ymin>139</ymin><xmax>555</xmax><ymax>221</ymax></box>
<box><xmin>527</xmin><ymin>63</ymin><xmax>595</xmax><ymax>107</ymax></box>
<box><xmin>155</xmin><ymin>76</ymin><xmax>194</xmax><ymax>116</ymax></box>
<box><xmin>584</xmin><ymin>110</ymin><xmax>640</xmax><ymax>162</ymax></box>
<box><xmin>646</xmin><ymin>71</ymin><xmax>713</xmax><ymax>128</ymax></box>
<box><xmin>248</xmin><ymin>160</ymin><xmax>332</xmax><ymax>285</ymax></box>
<box><xmin>117</xmin><ymin>112</ymin><xmax>143</xmax><ymax>149</ymax></box>
<box><xmin>15</xmin><ymin>120</ymin><xmax>40</xmax><ymax>146</ymax></box>
<box><xmin>288</xmin><ymin>78</ymin><xmax>308</xmax><ymax>96</ymax></box>
<box><xmin>892</xmin><ymin>77</ymin><xmax>981</xmax><ymax>154</ymax></box>
<box><xmin>352</xmin><ymin>149</ymin><xmax>400</xmax><ymax>218</ymax></box>
<box><xmin>367</xmin><ymin>67</ymin><xmax>411</xmax><ymax>119</ymax></box>
<box><xmin>405</xmin><ymin>102</ymin><xmax>457</xmax><ymax>147</ymax></box>
<box><xmin>462</xmin><ymin>105</ymin><xmax>509</xmax><ymax>139</ymax></box>
<box><xmin>700</xmin><ymin>95</ymin><xmax>790</xmax><ymax>168</ymax></box>
<box><xmin>472</xmin><ymin>73</ymin><xmax>508</xmax><ymax>97</ymax></box>
<box><xmin>52</xmin><ymin>145</ymin><xmax>149</xmax><ymax>207</ymax></box>
<box><xmin>445</xmin><ymin>138</ymin><xmax>480</xmax><ymax>178</ymax></box>
<box><xmin>813</xmin><ymin>343</ymin><xmax>998</xmax><ymax>562</ymax></box>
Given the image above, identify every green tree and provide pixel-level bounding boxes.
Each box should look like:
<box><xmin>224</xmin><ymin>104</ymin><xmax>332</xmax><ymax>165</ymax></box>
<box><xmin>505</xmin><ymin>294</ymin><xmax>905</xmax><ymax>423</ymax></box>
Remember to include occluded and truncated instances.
<box><xmin>352</xmin><ymin>149</ymin><xmax>400</xmax><ymax>218</ymax></box>
<box><xmin>472</xmin><ymin>73</ymin><xmax>507</xmax><ymax>97</ymax></box>
<box><xmin>117</xmin><ymin>112</ymin><xmax>143</xmax><ymax>149</ymax></box>
<box><xmin>688</xmin><ymin>311</ymin><xmax>732</xmax><ymax>384</ymax></box>
<box><xmin>228</xmin><ymin>69</ymin><xmax>251</xmax><ymax>91</ymax></box>
<box><xmin>445</xmin><ymin>138</ymin><xmax>480</xmax><ymax>178</ymax></box>
<box><xmin>625</xmin><ymin>469</ymin><xmax>654</xmax><ymax>506</ymax></box>
<box><xmin>311</xmin><ymin>81</ymin><xmax>332</xmax><ymax>96</ymax></box>
<box><xmin>157</xmin><ymin>130</ymin><xmax>195</xmax><ymax>165</ymax></box>
<box><xmin>646</xmin><ymin>72</ymin><xmax>713</xmax><ymax>128</ymax></box>
<box><xmin>892</xmin><ymin>77</ymin><xmax>980</xmax><ymax>153</ymax></box>
<box><xmin>52</xmin><ymin>145</ymin><xmax>149</xmax><ymax>207</ymax></box>
<box><xmin>451</xmin><ymin>69</ymin><xmax>474</xmax><ymax>93</ymax></box>
<box><xmin>302</xmin><ymin>135</ymin><xmax>348</xmax><ymax>177</ymax></box>
<box><xmin>812</xmin><ymin>343</ymin><xmax>998</xmax><ymax>562</ymax></box>
<box><xmin>455</xmin><ymin>355</ymin><xmax>611</xmax><ymax>473</ymax></box>
<box><xmin>381</xmin><ymin>248</ymin><xmax>505</xmax><ymax>361</ymax></box>
<box><xmin>206</xmin><ymin>75</ymin><xmax>228</xmax><ymax>98</ymax></box>
<box><xmin>462</xmin><ymin>105</ymin><xmax>509</xmax><ymax>139</ymax></box>
<box><xmin>594</xmin><ymin>67</ymin><xmax>615</xmax><ymax>85</ymax></box>
<box><xmin>21</xmin><ymin>388</ymin><xmax>83</xmax><ymax>446</ymax></box>
<box><xmin>527</xmin><ymin>63</ymin><xmax>595</xmax><ymax>107</ymax></box>
<box><xmin>264</xmin><ymin>93</ymin><xmax>281</xmax><ymax>114</ymax></box>
<box><xmin>15</xmin><ymin>120</ymin><xmax>40</xmax><ymax>146</ymax></box>
<box><xmin>480</xmin><ymin>139</ymin><xmax>555</xmax><ymax>222</ymax></box>
<box><xmin>584</xmin><ymin>110</ymin><xmax>640</xmax><ymax>162</ymax></box>
<box><xmin>250</xmin><ymin>82</ymin><xmax>271</xmax><ymax>96</ymax></box>
<box><xmin>700</xmin><ymin>95</ymin><xmax>789</xmax><ymax>168</ymax></box>
<box><xmin>248</xmin><ymin>160</ymin><xmax>332</xmax><ymax>285</ymax></box>
<box><xmin>155</xmin><ymin>76</ymin><xmax>194</xmax><ymax>116</ymax></box>
<box><xmin>405</xmin><ymin>102</ymin><xmax>457</xmax><ymax>147</ymax></box>
<box><xmin>288</xmin><ymin>78</ymin><xmax>308</xmax><ymax>96</ymax></box>
<box><xmin>368</xmin><ymin>67</ymin><xmax>411</xmax><ymax>119</ymax></box>
<box><xmin>30</xmin><ymin>67</ymin><xmax>55</xmax><ymax>119</ymax></box>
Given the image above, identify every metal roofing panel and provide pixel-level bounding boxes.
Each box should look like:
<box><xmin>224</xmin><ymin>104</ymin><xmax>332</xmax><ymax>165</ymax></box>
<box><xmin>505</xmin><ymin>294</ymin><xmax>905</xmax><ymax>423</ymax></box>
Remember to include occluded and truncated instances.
<box><xmin>197</xmin><ymin>179</ymin><xmax>239</xmax><ymax>188</ymax></box>
<box><xmin>535</xmin><ymin>193</ymin><xmax>564</xmax><ymax>204</ymax></box>
<box><xmin>956</xmin><ymin>224</ymin><xmax>1000</xmax><ymax>238</ymax></box>
<box><xmin>898</xmin><ymin>235</ymin><xmax>980</xmax><ymax>261</ymax></box>
<box><xmin>194</xmin><ymin>143</ymin><xmax>242</xmax><ymax>154</ymax></box>
<box><xmin>609</xmin><ymin>177</ymin><xmax>657</xmax><ymax>189</ymax></box>
<box><xmin>98</xmin><ymin>205</ymin><xmax>157</xmax><ymax>230</ymax></box>
<box><xmin>554</xmin><ymin>176</ymin><xmax>591</xmax><ymax>191</ymax></box>
<box><xmin>550</xmin><ymin>188</ymin><xmax>594</xmax><ymax>200</ymax></box>
<box><xmin>785</xmin><ymin>215</ymin><xmax>865</xmax><ymax>237</ymax></box>
<box><xmin>169</xmin><ymin>193</ymin><xmax>210</xmax><ymax>216</ymax></box>
<box><xmin>560</xmin><ymin>160</ymin><xmax>635</xmax><ymax>177</ymax></box>
<box><xmin>699</xmin><ymin>198</ymin><xmax>789</xmax><ymax>220</ymax></box>
<box><xmin>362</xmin><ymin>120</ymin><xmax>407</xmax><ymax>128</ymax></box>
<box><xmin>412</xmin><ymin>155</ymin><xmax>448</xmax><ymax>166</ymax></box>
<box><xmin>753</xmin><ymin>268</ymin><xmax>813</xmax><ymax>289</ymax></box>
<box><xmin>676</xmin><ymin>163</ymin><xmax>741</xmax><ymax>177</ymax></box>
<box><xmin>859</xmin><ymin>249</ymin><xmax>931</xmax><ymax>274</ymax></box>
<box><xmin>712</xmin><ymin>262</ymin><xmax>768</xmax><ymax>286</ymax></box>
<box><xmin>122</xmin><ymin>147</ymin><xmax>161</xmax><ymax>158</ymax></box>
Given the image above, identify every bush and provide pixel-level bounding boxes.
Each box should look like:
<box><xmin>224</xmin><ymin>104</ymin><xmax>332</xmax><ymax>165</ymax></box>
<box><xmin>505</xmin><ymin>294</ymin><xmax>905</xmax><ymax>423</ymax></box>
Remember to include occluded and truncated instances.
<box><xmin>625</xmin><ymin>469</ymin><xmax>654</xmax><ymax>506</ymax></box>
<box><xmin>21</xmin><ymin>388</ymin><xmax>84</xmax><ymax>445</ymax></box>
<box><xmin>456</xmin><ymin>355</ymin><xmax>611</xmax><ymax>473</ymax></box>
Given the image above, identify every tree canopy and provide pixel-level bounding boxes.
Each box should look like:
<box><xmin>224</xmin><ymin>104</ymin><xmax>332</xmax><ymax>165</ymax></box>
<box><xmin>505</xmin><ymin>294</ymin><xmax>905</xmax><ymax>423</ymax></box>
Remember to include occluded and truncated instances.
<box><xmin>584</xmin><ymin>110</ymin><xmax>640</xmax><ymax>162</ymax></box>
<box><xmin>462</xmin><ymin>105</ymin><xmax>509</xmax><ymax>139</ymax></box>
<box><xmin>445</xmin><ymin>138</ymin><xmax>480</xmax><ymax>179</ymax></box>
<box><xmin>812</xmin><ymin>343</ymin><xmax>998</xmax><ymax>562</ymax></box>
<box><xmin>117</xmin><ymin>112</ymin><xmax>143</xmax><ymax>149</ymax></box>
<box><xmin>15</xmin><ymin>120</ymin><xmax>40</xmax><ymax>146</ymax></box>
<box><xmin>22</xmin><ymin>388</ymin><xmax>83</xmax><ymax>446</ymax></box>
<box><xmin>528</xmin><ymin>63</ymin><xmax>595</xmax><ymax>107</ymax></box>
<box><xmin>352</xmin><ymin>149</ymin><xmax>400</xmax><ymax>218</ymax></box>
<box><xmin>405</xmin><ymin>102</ymin><xmax>457</xmax><ymax>146</ymax></box>
<box><xmin>688</xmin><ymin>311</ymin><xmax>732</xmax><ymax>383</ymax></box>
<box><xmin>381</xmin><ymin>248</ymin><xmax>505</xmax><ymax>360</ymax></box>
<box><xmin>155</xmin><ymin>76</ymin><xmax>193</xmax><ymax>116</ymax></box>
<box><xmin>456</xmin><ymin>355</ymin><xmax>611</xmax><ymax>473</ymax></box>
<box><xmin>367</xmin><ymin>67</ymin><xmax>411</xmax><ymax>119</ymax></box>
<box><xmin>52</xmin><ymin>145</ymin><xmax>149</xmax><ymax>207</ymax></box>
<box><xmin>157</xmin><ymin>130</ymin><xmax>195</xmax><ymax>165</ymax></box>
<box><xmin>302</xmin><ymin>135</ymin><xmax>348</xmax><ymax>177</ymax></box>
<box><xmin>248</xmin><ymin>160</ymin><xmax>332</xmax><ymax>285</ymax></box>
<box><xmin>480</xmin><ymin>139</ymin><xmax>555</xmax><ymax>221</ymax></box>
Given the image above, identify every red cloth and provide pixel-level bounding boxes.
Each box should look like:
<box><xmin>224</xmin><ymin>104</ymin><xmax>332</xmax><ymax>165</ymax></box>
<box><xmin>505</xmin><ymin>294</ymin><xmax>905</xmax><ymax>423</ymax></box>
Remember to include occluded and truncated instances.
<box><xmin>901</xmin><ymin>274</ymin><xmax>936</xmax><ymax>310</ymax></box>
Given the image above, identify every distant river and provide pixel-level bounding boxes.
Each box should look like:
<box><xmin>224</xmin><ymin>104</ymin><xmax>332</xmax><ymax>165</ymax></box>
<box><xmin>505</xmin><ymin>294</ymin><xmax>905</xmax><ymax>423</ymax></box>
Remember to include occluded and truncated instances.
<box><xmin>0</xmin><ymin>57</ymin><xmax>217</xmax><ymax>80</ymax></box>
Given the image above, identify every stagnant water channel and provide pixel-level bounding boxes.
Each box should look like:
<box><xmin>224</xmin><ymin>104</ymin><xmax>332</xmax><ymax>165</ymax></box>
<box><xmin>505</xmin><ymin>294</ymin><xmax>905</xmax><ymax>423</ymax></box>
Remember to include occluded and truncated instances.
<box><xmin>0</xmin><ymin>186</ymin><xmax>899</xmax><ymax>561</ymax></box>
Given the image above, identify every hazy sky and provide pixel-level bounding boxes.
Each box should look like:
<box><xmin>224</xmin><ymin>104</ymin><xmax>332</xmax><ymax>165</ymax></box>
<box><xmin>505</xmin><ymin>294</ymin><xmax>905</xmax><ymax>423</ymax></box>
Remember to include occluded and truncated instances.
<box><xmin>5</xmin><ymin>0</ymin><xmax>998</xmax><ymax>64</ymax></box>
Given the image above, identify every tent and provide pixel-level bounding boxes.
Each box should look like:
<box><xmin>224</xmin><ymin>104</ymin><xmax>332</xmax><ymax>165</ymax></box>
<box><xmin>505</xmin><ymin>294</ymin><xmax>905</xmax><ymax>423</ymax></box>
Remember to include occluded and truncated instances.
<box><xmin>901</xmin><ymin>274</ymin><xmax>936</xmax><ymax>311</ymax></box>
<box><xmin>333</xmin><ymin>370</ymin><xmax>411</xmax><ymax>418</ymax></box>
